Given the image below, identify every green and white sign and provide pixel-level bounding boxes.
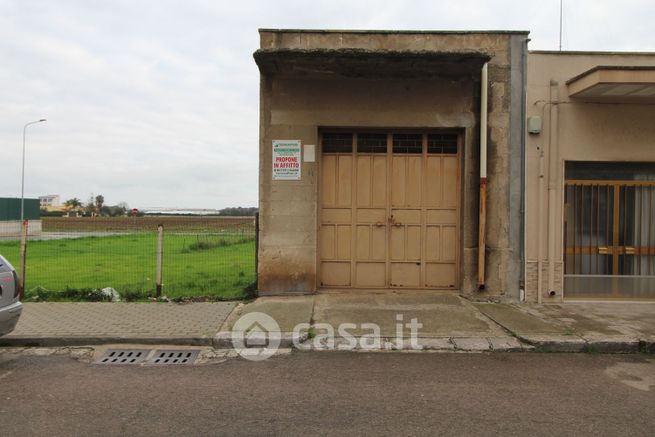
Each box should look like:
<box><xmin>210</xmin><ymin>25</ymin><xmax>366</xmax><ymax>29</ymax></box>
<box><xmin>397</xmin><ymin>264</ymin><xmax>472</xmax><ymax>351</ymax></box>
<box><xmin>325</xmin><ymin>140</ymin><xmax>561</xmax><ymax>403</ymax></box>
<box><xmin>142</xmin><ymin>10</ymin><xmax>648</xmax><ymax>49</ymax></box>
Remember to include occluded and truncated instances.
<box><xmin>272</xmin><ymin>140</ymin><xmax>302</xmax><ymax>180</ymax></box>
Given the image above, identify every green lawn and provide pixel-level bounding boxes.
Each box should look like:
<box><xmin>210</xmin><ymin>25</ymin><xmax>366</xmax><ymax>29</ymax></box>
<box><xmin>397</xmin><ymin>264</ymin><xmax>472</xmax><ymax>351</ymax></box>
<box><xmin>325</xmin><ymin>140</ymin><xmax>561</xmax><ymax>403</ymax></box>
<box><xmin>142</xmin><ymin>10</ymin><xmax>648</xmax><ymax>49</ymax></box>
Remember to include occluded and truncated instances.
<box><xmin>0</xmin><ymin>233</ymin><xmax>255</xmax><ymax>300</ymax></box>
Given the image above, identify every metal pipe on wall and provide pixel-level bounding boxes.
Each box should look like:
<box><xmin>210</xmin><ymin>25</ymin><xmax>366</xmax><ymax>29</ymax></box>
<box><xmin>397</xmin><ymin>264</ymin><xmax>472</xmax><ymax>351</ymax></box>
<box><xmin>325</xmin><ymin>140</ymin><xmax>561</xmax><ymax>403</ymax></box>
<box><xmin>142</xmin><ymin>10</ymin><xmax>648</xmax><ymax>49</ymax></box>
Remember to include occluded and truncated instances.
<box><xmin>547</xmin><ymin>80</ymin><xmax>560</xmax><ymax>297</ymax></box>
<box><xmin>478</xmin><ymin>63</ymin><xmax>489</xmax><ymax>289</ymax></box>
<box><xmin>537</xmin><ymin>150</ymin><xmax>545</xmax><ymax>304</ymax></box>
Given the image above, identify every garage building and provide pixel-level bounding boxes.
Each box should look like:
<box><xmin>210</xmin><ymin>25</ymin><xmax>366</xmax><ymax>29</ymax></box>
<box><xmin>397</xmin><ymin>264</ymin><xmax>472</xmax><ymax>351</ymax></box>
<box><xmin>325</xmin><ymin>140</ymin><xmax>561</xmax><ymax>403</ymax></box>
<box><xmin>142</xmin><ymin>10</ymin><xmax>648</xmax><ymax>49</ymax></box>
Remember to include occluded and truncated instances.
<box><xmin>254</xmin><ymin>29</ymin><xmax>528</xmax><ymax>299</ymax></box>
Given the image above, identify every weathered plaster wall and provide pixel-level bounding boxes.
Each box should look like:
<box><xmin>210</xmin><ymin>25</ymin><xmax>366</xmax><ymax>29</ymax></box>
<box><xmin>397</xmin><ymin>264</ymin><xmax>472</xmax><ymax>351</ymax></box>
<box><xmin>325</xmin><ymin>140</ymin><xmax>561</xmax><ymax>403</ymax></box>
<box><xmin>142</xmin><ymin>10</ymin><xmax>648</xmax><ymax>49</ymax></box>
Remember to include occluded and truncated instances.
<box><xmin>258</xmin><ymin>30</ymin><xmax>528</xmax><ymax>298</ymax></box>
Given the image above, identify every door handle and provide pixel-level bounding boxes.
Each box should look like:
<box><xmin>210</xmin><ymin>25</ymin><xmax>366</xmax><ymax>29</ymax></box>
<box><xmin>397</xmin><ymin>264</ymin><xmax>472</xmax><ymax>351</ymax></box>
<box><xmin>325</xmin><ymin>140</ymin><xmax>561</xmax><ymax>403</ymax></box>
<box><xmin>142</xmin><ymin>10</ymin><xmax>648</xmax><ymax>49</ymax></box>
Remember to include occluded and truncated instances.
<box><xmin>598</xmin><ymin>246</ymin><xmax>610</xmax><ymax>254</ymax></box>
<box><xmin>375</xmin><ymin>222</ymin><xmax>384</xmax><ymax>227</ymax></box>
<box><xmin>393</xmin><ymin>222</ymin><xmax>402</xmax><ymax>227</ymax></box>
<box><xmin>624</xmin><ymin>246</ymin><xmax>636</xmax><ymax>255</ymax></box>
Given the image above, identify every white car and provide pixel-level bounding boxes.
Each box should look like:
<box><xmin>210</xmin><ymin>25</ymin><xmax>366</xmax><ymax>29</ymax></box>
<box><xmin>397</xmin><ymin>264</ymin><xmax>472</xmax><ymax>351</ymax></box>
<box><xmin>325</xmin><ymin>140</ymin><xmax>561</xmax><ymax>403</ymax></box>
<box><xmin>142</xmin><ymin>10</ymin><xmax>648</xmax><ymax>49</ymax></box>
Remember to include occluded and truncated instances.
<box><xmin>0</xmin><ymin>255</ymin><xmax>22</xmax><ymax>336</ymax></box>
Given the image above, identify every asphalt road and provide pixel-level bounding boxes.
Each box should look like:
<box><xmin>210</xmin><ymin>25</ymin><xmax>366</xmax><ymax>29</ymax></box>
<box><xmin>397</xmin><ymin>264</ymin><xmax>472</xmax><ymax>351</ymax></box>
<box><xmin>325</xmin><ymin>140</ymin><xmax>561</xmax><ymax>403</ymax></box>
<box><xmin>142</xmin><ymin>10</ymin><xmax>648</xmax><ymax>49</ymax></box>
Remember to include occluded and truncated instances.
<box><xmin>0</xmin><ymin>350</ymin><xmax>654</xmax><ymax>436</ymax></box>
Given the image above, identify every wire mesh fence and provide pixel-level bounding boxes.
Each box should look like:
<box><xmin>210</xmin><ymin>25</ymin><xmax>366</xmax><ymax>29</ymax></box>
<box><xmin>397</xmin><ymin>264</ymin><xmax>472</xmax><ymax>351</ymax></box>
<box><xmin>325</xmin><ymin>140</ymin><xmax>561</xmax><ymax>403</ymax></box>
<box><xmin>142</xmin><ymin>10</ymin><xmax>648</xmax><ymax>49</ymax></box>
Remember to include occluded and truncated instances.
<box><xmin>0</xmin><ymin>216</ymin><xmax>256</xmax><ymax>301</ymax></box>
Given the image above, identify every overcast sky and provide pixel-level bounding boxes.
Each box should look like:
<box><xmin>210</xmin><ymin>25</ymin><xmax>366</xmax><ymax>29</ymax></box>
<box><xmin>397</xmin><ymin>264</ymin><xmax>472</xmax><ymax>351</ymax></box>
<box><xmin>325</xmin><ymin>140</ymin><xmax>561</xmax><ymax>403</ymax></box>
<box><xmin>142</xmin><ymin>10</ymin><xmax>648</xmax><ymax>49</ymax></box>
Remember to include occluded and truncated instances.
<box><xmin>1</xmin><ymin>0</ymin><xmax>654</xmax><ymax>209</ymax></box>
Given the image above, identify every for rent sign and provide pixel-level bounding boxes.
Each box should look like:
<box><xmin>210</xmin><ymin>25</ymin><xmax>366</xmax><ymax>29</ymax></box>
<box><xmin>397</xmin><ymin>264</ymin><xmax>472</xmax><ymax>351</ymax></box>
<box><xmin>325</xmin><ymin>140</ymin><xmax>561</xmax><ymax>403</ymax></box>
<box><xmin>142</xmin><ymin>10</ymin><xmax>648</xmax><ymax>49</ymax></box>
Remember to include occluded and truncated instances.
<box><xmin>272</xmin><ymin>140</ymin><xmax>301</xmax><ymax>180</ymax></box>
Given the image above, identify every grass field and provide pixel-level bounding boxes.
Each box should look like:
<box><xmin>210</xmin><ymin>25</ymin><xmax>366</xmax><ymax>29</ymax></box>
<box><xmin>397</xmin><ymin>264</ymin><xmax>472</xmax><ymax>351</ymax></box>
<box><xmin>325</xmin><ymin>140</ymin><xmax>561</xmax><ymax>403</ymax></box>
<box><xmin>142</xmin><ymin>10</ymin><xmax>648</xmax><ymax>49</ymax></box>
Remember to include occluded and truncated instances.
<box><xmin>42</xmin><ymin>216</ymin><xmax>255</xmax><ymax>232</ymax></box>
<box><xmin>0</xmin><ymin>233</ymin><xmax>255</xmax><ymax>301</ymax></box>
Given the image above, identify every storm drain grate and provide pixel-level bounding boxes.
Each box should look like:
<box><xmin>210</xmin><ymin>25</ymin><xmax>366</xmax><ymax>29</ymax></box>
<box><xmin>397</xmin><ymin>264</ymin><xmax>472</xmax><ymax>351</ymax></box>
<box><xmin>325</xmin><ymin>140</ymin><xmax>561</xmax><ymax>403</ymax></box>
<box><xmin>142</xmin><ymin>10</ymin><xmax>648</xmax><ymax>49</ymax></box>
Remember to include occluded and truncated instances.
<box><xmin>146</xmin><ymin>350</ymin><xmax>199</xmax><ymax>365</ymax></box>
<box><xmin>96</xmin><ymin>349</ymin><xmax>151</xmax><ymax>365</ymax></box>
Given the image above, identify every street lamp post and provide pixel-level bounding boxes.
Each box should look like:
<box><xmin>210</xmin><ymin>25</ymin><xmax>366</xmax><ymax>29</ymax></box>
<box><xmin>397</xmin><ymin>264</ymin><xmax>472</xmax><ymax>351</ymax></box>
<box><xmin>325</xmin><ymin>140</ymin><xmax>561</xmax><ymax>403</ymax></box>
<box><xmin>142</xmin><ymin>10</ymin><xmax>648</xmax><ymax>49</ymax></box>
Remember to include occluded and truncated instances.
<box><xmin>21</xmin><ymin>119</ymin><xmax>46</xmax><ymax>221</ymax></box>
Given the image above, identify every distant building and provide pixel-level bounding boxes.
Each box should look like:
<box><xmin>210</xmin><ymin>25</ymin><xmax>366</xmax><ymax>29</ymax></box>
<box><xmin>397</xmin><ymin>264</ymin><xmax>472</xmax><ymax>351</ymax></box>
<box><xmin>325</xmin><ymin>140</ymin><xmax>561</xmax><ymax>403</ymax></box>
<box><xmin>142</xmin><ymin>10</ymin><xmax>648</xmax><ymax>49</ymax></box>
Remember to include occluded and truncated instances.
<box><xmin>39</xmin><ymin>195</ymin><xmax>61</xmax><ymax>211</ymax></box>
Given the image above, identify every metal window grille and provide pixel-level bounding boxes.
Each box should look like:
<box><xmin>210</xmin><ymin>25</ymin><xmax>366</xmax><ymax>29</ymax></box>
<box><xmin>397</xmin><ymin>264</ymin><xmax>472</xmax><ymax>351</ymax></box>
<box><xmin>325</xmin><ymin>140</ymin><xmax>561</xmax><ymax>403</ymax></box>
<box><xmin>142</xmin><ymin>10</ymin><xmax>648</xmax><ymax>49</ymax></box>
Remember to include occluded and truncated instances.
<box><xmin>356</xmin><ymin>133</ymin><xmax>387</xmax><ymax>153</ymax></box>
<box><xmin>392</xmin><ymin>134</ymin><xmax>422</xmax><ymax>154</ymax></box>
<box><xmin>564</xmin><ymin>181</ymin><xmax>655</xmax><ymax>277</ymax></box>
<box><xmin>322</xmin><ymin>133</ymin><xmax>353</xmax><ymax>153</ymax></box>
<box><xmin>427</xmin><ymin>134</ymin><xmax>458</xmax><ymax>154</ymax></box>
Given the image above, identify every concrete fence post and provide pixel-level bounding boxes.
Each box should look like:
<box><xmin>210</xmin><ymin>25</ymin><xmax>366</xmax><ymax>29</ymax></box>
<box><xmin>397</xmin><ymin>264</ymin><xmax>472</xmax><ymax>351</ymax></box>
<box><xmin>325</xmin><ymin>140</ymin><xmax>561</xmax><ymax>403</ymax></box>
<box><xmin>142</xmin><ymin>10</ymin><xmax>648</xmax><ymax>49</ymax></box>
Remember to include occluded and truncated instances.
<box><xmin>156</xmin><ymin>224</ymin><xmax>164</xmax><ymax>297</ymax></box>
<box><xmin>19</xmin><ymin>219</ymin><xmax>28</xmax><ymax>300</ymax></box>
<box><xmin>254</xmin><ymin>213</ymin><xmax>259</xmax><ymax>285</ymax></box>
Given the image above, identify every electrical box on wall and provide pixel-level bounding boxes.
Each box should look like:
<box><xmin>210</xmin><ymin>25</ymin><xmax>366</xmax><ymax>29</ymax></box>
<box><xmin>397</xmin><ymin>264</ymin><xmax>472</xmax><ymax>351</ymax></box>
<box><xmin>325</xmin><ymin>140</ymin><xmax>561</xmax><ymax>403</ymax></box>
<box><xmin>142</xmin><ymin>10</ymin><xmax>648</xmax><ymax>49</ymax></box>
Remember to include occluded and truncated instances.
<box><xmin>527</xmin><ymin>116</ymin><xmax>542</xmax><ymax>134</ymax></box>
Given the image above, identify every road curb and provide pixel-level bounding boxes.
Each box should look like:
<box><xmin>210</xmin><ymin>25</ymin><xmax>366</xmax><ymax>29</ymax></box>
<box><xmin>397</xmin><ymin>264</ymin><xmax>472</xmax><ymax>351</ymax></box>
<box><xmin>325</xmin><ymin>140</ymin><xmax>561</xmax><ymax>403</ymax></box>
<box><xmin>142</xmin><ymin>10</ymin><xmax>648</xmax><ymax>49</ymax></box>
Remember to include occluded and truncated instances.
<box><xmin>515</xmin><ymin>334</ymin><xmax>651</xmax><ymax>353</ymax></box>
<box><xmin>212</xmin><ymin>331</ymin><xmax>306</xmax><ymax>349</ymax></box>
<box><xmin>212</xmin><ymin>334</ymin><xmax>530</xmax><ymax>352</ymax></box>
<box><xmin>2</xmin><ymin>334</ymin><xmax>651</xmax><ymax>354</ymax></box>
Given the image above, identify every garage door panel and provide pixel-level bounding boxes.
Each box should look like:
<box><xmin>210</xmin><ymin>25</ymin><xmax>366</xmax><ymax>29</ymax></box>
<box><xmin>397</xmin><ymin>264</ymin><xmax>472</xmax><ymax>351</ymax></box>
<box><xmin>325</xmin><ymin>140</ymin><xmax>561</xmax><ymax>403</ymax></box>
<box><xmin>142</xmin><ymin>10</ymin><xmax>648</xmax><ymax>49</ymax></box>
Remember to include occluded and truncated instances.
<box><xmin>406</xmin><ymin>156</ymin><xmax>422</xmax><ymax>207</ymax></box>
<box><xmin>356</xmin><ymin>225</ymin><xmax>386</xmax><ymax>261</ymax></box>
<box><xmin>356</xmin><ymin>156</ymin><xmax>372</xmax><ymax>207</ymax></box>
<box><xmin>336</xmin><ymin>225</ymin><xmax>351</xmax><ymax>260</ymax></box>
<box><xmin>425</xmin><ymin>157</ymin><xmax>443</xmax><ymax>206</ymax></box>
<box><xmin>391</xmin><ymin>209</ymin><xmax>420</xmax><ymax>224</ymax></box>
<box><xmin>321</xmin><ymin>155</ymin><xmax>336</xmax><ymax>206</ymax></box>
<box><xmin>390</xmin><ymin>226</ymin><xmax>405</xmax><ymax>260</ymax></box>
<box><xmin>320</xmin><ymin>225</ymin><xmax>336</xmax><ymax>260</ymax></box>
<box><xmin>321</xmin><ymin>208</ymin><xmax>351</xmax><ymax>223</ymax></box>
<box><xmin>337</xmin><ymin>156</ymin><xmax>353</xmax><ymax>207</ymax></box>
<box><xmin>442</xmin><ymin>157</ymin><xmax>458</xmax><ymax>208</ymax></box>
<box><xmin>406</xmin><ymin>226</ymin><xmax>422</xmax><ymax>260</ymax></box>
<box><xmin>372</xmin><ymin>156</ymin><xmax>387</xmax><ymax>207</ymax></box>
<box><xmin>426</xmin><ymin>263</ymin><xmax>456</xmax><ymax>288</ymax></box>
<box><xmin>442</xmin><ymin>226</ymin><xmax>457</xmax><ymax>262</ymax></box>
<box><xmin>321</xmin><ymin>262</ymin><xmax>351</xmax><ymax>287</ymax></box>
<box><xmin>426</xmin><ymin>209</ymin><xmax>457</xmax><ymax>224</ymax></box>
<box><xmin>391</xmin><ymin>263</ymin><xmax>421</xmax><ymax>287</ymax></box>
<box><xmin>355</xmin><ymin>263</ymin><xmax>386</xmax><ymax>287</ymax></box>
<box><xmin>391</xmin><ymin>157</ymin><xmax>406</xmax><ymax>206</ymax></box>
<box><xmin>356</xmin><ymin>156</ymin><xmax>388</xmax><ymax>208</ymax></box>
<box><xmin>356</xmin><ymin>225</ymin><xmax>370</xmax><ymax>260</ymax></box>
<box><xmin>426</xmin><ymin>226</ymin><xmax>441</xmax><ymax>261</ymax></box>
<box><xmin>357</xmin><ymin>208</ymin><xmax>386</xmax><ymax>223</ymax></box>
<box><xmin>370</xmin><ymin>226</ymin><xmax>386</xmax><ymax>261</ymax></box>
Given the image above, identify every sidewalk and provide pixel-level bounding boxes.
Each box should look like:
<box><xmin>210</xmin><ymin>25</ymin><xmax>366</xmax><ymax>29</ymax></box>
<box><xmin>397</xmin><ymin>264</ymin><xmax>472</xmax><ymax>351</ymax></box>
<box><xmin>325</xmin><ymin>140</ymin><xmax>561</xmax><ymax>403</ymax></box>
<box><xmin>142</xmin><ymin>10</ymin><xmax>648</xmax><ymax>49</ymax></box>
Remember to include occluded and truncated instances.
<box><xmin>474</xmin><ymin>301</ymin><xmax>655</xmax><ymax>353</ymax></box>
<box><xmin>2</xmin><ymin>295</ymin><xmax>654</xmax><ymax>353</ymax></box>
<box><xmin>220</xmin><ymin>293</ymin><xmax>655</xmax><ymax>353</ymax></box>
<box><xmin>1</xmin><ymin>302</ymin><xmax>236</xmax><ymax>347</ymax></box>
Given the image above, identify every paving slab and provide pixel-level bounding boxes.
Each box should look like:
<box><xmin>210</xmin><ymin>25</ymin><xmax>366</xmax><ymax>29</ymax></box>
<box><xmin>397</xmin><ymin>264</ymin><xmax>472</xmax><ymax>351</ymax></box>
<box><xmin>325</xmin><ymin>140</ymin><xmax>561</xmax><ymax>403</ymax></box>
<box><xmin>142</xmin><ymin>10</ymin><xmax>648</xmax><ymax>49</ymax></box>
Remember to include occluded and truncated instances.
<box><xmin>313</xmin><ymin>292</ymin><xmax>508</xmax><ymax>338</ymax></box>
<box><xmin>553</xmin><ymin>303</ymin><xmax>655</xmax><ymax>337</ymax></box>
<box><xmin>1</xmin><ymin>302</ymin><xmax>236</xmax><ymax>347</ymax></box>
<box><xmin>224</xmin><ymin>295</ymin><xmax>315</xmax><ymax>332</ymax></box>
<box><xmin>475</xmin><ymin>302</ymin><xmax>655</xmax><ymax>353</ymax></box>
<box><xmin>473</xmin><ymin>303</ymin><xmax>564</xmax><ymax>334</ymax></box>
<box><xmin>213</xmin><ymin>296</ymin><xmax>314</xmax><ymax>349</ymax></box>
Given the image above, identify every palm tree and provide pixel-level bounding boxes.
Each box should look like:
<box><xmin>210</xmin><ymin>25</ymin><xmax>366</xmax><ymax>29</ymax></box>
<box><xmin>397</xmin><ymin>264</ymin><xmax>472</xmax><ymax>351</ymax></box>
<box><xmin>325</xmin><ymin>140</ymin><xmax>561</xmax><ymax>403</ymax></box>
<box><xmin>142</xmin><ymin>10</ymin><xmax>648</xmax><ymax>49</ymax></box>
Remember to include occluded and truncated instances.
<box><xmin>95</xmin><ymin>195</ymin><xmax>105</xmax><ymax>214</ymax></box>
<box><xmin>63</xmin><ymin>198</ymin><xmax>82</xmax><ymax>217</ymax></box>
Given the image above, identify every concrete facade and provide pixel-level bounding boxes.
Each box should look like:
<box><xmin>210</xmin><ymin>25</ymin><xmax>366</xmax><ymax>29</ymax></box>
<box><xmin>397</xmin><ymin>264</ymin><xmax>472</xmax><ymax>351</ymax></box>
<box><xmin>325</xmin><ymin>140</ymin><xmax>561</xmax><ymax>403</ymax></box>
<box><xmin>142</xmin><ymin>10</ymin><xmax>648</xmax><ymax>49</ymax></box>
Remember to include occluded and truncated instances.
<box><xmin>255</xmin><ymin>30</ymin><xmax>528</xmax><ymax>299</ymax></box>
<box><xmin>525</xmin><ymin>51</ymin><xmax>655</xmax><ymax>302</ymax></box>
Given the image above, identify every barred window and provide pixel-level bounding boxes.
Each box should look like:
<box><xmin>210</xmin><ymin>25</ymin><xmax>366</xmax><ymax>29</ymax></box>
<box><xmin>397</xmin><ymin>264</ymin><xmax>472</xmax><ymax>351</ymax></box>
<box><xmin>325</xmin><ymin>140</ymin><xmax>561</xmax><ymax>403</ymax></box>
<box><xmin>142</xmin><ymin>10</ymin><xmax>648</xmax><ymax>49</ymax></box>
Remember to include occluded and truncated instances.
<box><xmin>322</xmin><ymin>133</ymin><xmax>353</xmax><ymax>153</ymax></box>
<box><xmin>357</xmin><ymin>133</ymin><xmax>387</xmax><ymax>153</ymax></box>
<box><xmin>392</xmin><ymin>133</ymin><xmax>422</xmax><ymax>154</ymax></box>
<box><xmin>427</xmin><ymin>134</ymin><xmax>458</xmax><ymax>154</ymax></box>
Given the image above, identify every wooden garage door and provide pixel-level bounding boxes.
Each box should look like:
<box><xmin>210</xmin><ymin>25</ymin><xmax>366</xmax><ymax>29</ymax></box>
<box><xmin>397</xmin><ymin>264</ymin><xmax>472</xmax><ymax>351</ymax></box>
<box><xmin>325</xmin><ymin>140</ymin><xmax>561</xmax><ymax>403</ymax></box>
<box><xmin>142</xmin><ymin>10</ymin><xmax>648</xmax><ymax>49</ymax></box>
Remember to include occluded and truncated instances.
<box><xmin>319</xmin><ymin>131</ymin><xmax>460</xmax><ymax>290</ymax></box>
